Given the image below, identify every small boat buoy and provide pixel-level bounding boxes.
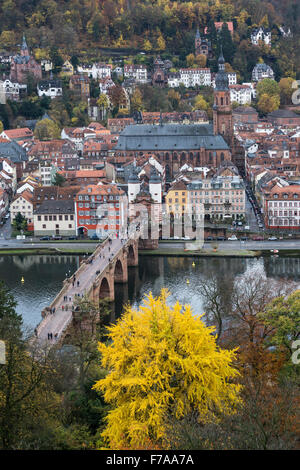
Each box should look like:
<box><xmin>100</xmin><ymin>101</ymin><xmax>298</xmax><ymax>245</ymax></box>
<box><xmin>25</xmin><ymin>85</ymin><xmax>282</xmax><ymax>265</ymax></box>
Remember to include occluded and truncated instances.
<box><xmin>186</xmin><ymin>279</ymin><xmax>190</xmax><ymax>284</ymax></box>
<box><xmin>21</xmin><ymin>277</ymin><xmax>24</xmax><ymax>283</ymax></box>
<box><xmin>192</xmin><ymin>262</ymin><xmax>195</xmax><ymax>267</ymax></box>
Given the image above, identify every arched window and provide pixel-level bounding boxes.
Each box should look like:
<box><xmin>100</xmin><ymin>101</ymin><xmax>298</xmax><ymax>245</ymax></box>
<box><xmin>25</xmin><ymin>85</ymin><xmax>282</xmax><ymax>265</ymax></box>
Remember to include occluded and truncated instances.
<box><xmin>209</xmin><ymin>152</ymin><xmax>213</xmax><ymax>162</ymax></box>
<box><xmin>221</xmin><ymin>97</ymin><xmax>224</xmax><ymax>106</ymax></box>
<box><xmin>220</xmin><ymin>152</ymin><xmax>224</xmax><ymax>161</ymax></box>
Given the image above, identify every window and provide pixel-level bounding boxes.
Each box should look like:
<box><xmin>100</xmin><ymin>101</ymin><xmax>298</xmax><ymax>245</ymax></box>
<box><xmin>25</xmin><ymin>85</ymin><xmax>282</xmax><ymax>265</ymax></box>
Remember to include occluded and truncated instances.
<box><xmin>42</xmin><ymin>224</ymin><xmax>46</xmax><ymax>229</ymax></box>
<box><xmin>65</xmin><ymin>215</ymin><xmax>68</xmax><ymax>220</ymax></box>
<box><xmin>38</xmin><ymin>216</ymin><xmax>41</xmax><ymax>221</ymax></box>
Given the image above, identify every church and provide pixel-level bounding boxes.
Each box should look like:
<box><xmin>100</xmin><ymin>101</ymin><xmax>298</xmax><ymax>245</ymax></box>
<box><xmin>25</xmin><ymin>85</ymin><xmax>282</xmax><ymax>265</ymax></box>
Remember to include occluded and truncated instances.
<box><xmin>114</xmin><ymin>51</ymin><xmax>234</xmax><ymax>181</ymax></box>
<box><xmin>10</xmin><ymin>35</ymin><xmax>42</xmax><ymax>84</ymax></box>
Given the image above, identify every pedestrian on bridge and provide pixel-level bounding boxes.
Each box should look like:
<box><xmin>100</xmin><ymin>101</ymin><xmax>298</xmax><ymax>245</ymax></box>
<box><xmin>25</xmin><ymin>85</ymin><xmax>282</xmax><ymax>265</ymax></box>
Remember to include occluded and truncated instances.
<box><xmin>77</xmin><ymin>280</ymin><xmax>80</xmax><ymax>287</ymax></box>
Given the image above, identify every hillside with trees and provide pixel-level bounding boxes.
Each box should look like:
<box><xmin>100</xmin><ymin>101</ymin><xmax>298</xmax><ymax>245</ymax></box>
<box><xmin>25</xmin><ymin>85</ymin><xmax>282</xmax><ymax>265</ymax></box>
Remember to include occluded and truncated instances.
<box><xmin>0</xmin><ymin>0</ymin><xmax>299</xmax><ymax>82</ymax></box>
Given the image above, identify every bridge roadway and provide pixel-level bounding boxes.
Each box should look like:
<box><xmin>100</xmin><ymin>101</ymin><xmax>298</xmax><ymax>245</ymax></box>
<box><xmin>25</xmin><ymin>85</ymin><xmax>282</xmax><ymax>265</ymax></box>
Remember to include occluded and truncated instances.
<box><xmin>35</xmin><ymin>237</ymin><xmax>127</xmax><ymax>344</ymax></box>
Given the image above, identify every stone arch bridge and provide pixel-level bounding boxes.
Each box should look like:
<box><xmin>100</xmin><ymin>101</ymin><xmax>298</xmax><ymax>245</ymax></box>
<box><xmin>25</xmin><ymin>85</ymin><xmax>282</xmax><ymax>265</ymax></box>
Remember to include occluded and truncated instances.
<box><xmin>35</xmin><ymin>236</ymin><xmax>139</xmax><ymax>344</ymax></box>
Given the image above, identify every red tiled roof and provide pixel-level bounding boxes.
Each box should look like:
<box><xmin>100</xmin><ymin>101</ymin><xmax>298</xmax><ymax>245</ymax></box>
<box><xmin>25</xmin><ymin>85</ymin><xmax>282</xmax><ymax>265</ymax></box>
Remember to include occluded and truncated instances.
<box><xmin>76</xmin><ymin>183</ymin><xmax>124</xmax><ymax>197</ymax></box>
<box><xmin>2</xmin><ymin>128</ymin><xmax>33</xmax><ymax>139</ymax></box>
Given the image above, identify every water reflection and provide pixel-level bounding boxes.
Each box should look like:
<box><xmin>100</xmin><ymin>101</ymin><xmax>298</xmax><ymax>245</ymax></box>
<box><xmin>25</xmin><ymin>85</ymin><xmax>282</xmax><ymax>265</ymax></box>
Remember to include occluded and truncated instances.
<box><xmin>0</xmin><ymin>254</ymin><xmax>299</xmax><ymax>329</ymax></box>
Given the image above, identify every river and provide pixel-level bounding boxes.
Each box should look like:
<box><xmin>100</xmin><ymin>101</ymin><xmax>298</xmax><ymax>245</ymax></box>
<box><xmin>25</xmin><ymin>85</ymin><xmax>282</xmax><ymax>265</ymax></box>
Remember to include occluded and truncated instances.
<box><xmin>0</xmin><ymin>254</ymin><xmax>300</xmax><ymax>330</ymax></box>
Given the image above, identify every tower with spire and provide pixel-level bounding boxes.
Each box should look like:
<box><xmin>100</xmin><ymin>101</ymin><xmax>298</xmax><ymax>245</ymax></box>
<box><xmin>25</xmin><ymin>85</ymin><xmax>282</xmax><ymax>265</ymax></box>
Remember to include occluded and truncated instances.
<box><xmin>20</xmin><ymin>34</ymin><xmax>29</xmax><ymax>57</ymax></box>
<box><xmin>195</xmin><ymin>26</ymin><xmax>211</xmax><ymax>57</ymax></box>
<box><xmin>195</xmin><ymin>27</ymin><xmax>201</xmax><ymax>56</ymax></box>
<box><xmin>10</xmin><ymin>34</ymin><xmax>42</xmax><ymax>83</ymax></box>
<box><xmin>213</xmin><ymin>47</ymin><xmax>233</xmax><ymax>148</ymax></box>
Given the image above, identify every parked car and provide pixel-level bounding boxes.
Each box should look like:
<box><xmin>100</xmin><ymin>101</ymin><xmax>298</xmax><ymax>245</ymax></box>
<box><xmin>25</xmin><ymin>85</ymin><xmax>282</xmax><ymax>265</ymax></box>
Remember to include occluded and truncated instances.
<box><xmin>205</xmin><ymin>236</ymin><xmax>214</xmax><ymax>241</ymax></box>
<box><xmin>252</xmin><ymin>235</ymin><xmax>264</xmax><ymax>241</ymax></box>
<box><xmin>40</xmin><ymin>236</ymin><xmax>51</xmax><ymax>240</ymax></box>
<box><xmin>240</xmin><ymin>236</ymin><xmax>249</xmax><ymax>241</ymax></box>
<box><xmin>90</xmin><ymin>234</ymin><xmax>99</xmax><ymax>240</ymax></box>
<box><xmin>228</xmin><ymin>235</ymin><xmax>238</xmax><ymax>241</ymax></box>
<box><xmin>52</xmin><ymin>235</ymin><xmax>63</xmax><ymax>240</ymax></box>
<box><xmin>68</xmin><ymin>236</ymin><xmax>77</xmax><ymax>240</ymax></box>
<box><xmin>217</xmin><ymin>236</ymin><xmax>226</xmax><ymax>241</ymax></box>
<box><xmin>268</xmin><ymin>236</ymin><xmax>278</xmax><ymax>241</ymax></box>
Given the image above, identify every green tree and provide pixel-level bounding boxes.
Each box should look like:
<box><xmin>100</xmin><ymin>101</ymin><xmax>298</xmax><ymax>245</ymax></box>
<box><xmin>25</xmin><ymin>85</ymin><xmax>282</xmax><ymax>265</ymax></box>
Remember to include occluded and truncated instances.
<box><xmin>193</xmin><ymin>94</ymin><xmax>209</xmax><ymax>111</ymax></box>
<box><xmin>259</xmin><ymin>290</ymin><xmax>300</xmax><ymax>355</ymax></box>
<box><xmin>186</xmin><ymin>53</ymin><xmax>195</xmax><ymax>67</ymax></box>
<box><xmin>12</xmin><ymin>212</ymin><xmax>27</xmax><ymax>232</ymax></box>
<box><xmin>130</xmin><ymin>88</ymin><xmax>143</xmax><ymax>112</ymax></box>
<box><xmin>256</xmin><ymin>78</ymin><xmax>280</xmax><ymax>99</ymax></box>
<box><xmin>0</xmin><ymin>282</ymin><xmax>59</xmax><ymax>449</ymax></box>
<box><xmin>52</xmin><ymin>172</ymin><xmax>65</xmax><ymax>187</ymax></box>
<box><xmin>257</xmin><ymin>93</ymin><xmax>280</xmax><ymax>115</ymax></box>
<box><xmin>143</xmin><ymin>39</ymin><xmax>152</xmax><ymax>51</ymax></box>
<box><xmin>93</xmin><ymin>289</ymin><xmax>241</xmax><ymax>449</ymax></box>
<box><xmin>34</xmin><ymin>118</ymin><xmax>61</xmax><ymax>140</ymax></box>
<box><xmin>167</xmin><ymin>89</ymin><xmax>181</xmax><ymax>110</ymax></box>
<box><xmin>219</xmin><ymin>23</ymin><xmax>235</xmax><ymax>63</ymax></box>
<box><xmin>279</xmin><ymin>77</ymin><xmax>295</xmax><ymax>105</ymax></box>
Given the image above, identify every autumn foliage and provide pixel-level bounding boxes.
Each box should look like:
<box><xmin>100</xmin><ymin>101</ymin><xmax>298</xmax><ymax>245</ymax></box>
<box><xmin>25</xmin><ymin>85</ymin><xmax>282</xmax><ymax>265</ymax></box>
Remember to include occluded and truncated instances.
<box><xmin>93</xmin><ymin>289</ymin><xmax>242</xmax><ymax>450</ymax></box>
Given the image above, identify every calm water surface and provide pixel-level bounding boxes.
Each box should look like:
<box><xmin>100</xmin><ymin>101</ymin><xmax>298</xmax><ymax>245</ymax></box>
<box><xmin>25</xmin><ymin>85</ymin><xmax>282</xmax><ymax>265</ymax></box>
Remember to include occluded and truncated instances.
<box><xmin>0</xmin><ymin>254</ymin><xmax>300</xmax><ymax>329</ymax></box>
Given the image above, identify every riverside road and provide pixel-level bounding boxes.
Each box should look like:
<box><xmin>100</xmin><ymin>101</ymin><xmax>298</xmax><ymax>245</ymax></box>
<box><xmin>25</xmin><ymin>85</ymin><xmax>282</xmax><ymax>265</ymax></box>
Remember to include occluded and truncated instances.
<box><xmin>0</xmin><ymin>237</ymin><xmax>299</xmax><ymax>251</ymax></box>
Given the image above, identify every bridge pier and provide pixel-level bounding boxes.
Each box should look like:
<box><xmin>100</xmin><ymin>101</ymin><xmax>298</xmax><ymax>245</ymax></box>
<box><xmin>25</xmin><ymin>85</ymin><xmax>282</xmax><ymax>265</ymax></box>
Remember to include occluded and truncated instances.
<box><xmin>127</xmin><ymin>240</ymin><xmax>139</xmax><ymax>267</ymax></box>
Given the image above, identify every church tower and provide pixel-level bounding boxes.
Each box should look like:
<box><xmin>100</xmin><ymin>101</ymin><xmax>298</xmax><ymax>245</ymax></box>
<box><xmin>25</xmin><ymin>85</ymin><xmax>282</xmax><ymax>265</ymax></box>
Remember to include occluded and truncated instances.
<box><xmin>195</xmin><ymin>27</ymin><xmax>201</xmax><ymax>56</ymax></box>
<box><xmin>20</xmin><ymin>34</ymin><xmax>29</xmax><ymax>57</ymax></box>
<box><xmin>213</xmin><ymin>48</ymin><xmax>233</xmax><ymax>148</ymax></box>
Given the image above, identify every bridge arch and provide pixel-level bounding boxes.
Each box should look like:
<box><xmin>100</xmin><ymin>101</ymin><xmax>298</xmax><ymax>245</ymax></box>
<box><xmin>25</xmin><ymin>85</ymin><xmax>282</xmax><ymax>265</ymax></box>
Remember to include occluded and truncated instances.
<box><xmin>114</xmin><ymin>258</ymin><xmax>127</xmax><ymax>283</ymax></box>
<box><xmin>127</xmin><ymin>242</ymin><xmax>138</xmax><ymax>267</ymax></box>
<box><xmin>99</xmin><ymin>277</ymin><xmax>112</xmax><ymax>300</ymax></box>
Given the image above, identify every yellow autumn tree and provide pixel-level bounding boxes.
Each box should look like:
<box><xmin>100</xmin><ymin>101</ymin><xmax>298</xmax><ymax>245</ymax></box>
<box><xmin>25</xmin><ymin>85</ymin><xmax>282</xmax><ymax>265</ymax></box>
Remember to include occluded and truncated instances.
<box><xmin>93</xmin><ymin>289</ymin><xmax>242</xmax><ymax>450</ymax></box>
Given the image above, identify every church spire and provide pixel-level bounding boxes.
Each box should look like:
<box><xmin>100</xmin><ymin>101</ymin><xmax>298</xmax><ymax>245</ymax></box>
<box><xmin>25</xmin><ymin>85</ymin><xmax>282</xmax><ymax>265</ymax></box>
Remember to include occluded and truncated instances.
<box><xmin>215</xmin><ymin>44</ymin><xmax>228</xmax><ymax>91</ymax></box>
<box><xmin>20</xmin><ymin>33</ymin><xmax>29</xmax><ymax>56</ymax></box>
<box><xmin>218</xmin><ymin>45</ymin><xmax>225</xmax><ymax>71</ymax></box>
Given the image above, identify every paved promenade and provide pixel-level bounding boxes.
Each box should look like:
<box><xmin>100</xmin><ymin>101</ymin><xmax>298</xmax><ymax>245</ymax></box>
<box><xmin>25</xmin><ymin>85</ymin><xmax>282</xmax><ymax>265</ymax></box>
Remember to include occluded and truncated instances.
<box><xmin>36</xmin><ymin>237</ymin><xmax>123</xmax><ymax>344</ymax></box>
